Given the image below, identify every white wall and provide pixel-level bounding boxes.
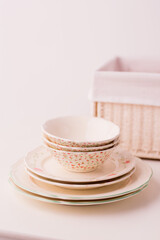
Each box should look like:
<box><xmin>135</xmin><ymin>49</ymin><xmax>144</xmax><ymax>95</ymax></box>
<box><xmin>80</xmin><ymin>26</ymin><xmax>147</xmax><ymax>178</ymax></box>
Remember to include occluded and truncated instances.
<box><xmin>1</xmin><ymin>0</ymin><xmax>160</xmax><ymax>159</ymax></box>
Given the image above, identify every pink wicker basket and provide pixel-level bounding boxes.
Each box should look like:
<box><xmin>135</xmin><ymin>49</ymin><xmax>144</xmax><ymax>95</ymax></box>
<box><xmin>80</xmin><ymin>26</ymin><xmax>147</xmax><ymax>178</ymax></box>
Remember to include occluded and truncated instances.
<box><xmin>89</xmin><ymin>57</ymin><xmax>160</xmax><ymax>160</ymax></box>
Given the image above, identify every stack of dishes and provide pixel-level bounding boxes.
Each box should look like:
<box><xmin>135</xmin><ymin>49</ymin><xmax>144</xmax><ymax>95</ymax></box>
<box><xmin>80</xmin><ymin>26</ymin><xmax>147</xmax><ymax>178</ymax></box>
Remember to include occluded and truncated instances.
<box><xmin>9</xmin><ymin>116</ymin><xmax>152</xmax><ymax>206</ymax></box>
<box><xmin>42</xmin><ymin>116</ymin><xmax>120</xmax><ymax>172</ymax></box>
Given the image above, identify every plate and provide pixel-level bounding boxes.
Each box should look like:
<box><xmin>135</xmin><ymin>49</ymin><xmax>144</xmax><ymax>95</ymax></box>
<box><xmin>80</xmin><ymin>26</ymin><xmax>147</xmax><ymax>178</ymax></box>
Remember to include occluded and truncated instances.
<box><xmin>10</xmin><ymin>179</ymin><xmax>148</xmax><ymax>206</ymax></box>
<box><xmin>26</xmin><ymin>167</ymin><xmax>135</xmax><ymax>190</ymax></box>
<box><xmin>24</xmin><ymin>146</ymin><xmax>135</xmax><ymax>183</ymax></box>
<box><xmin>10</xmin><ymin>158</ymin><xmax>152</xmax><ymax>201</ymax></box>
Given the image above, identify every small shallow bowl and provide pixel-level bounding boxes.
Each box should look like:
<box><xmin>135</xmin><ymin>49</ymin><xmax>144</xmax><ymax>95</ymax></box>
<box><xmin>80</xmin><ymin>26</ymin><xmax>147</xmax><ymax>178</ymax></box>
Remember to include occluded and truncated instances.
<box><xmin>42</xmin><ymin>116</ymin><xmax>120</xmax><ymax>147</ymax></box>
<box><xmin>43</xmin><ymin>136</ymin><xmax>119</xmax><ymax>152</ymax></box>
<box><xmin>45</xmin><ymin>144</ymin><xmax>117</xmax><ymax>172</ymax></box>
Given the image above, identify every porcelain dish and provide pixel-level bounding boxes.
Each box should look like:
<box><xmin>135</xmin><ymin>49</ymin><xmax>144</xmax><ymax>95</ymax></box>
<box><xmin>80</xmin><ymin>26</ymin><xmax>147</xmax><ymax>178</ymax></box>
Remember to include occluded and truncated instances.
<box><xmin>26</xmin><ymin>167</ymin><xmax>135</xmax><ymax>190</ymax></box>
<box><xmin>43</xmin><ymin>136</ymin><xmax>120</xmax><ymax>152</ymax></box>
<box><xmin>9</xmin><ymin>115</ymin><xmax>153</xmax><ymax>206</ymax></box>
<box><xmin>34</xmin><ymin>145</ymin><xmax>117</xmax><ymax>173</ymax></box>
<box><xmin>24</xmin><ymin>147</ymin><xmax>136</xmax><ymax>183</ymax></box>
<box><xmin>10</xmin><ymin>179</ymin><xmax>148</xmax><ymax>206</ymax></box>
<box><xmin>42</xmin><ymin>116</ymin><xmax>120</xmax><ymax>147</ymax></box>
<box><xmin>11</xmin><ymin>157</ymin><xmax>152</xmax><ymax>201</ymax></box>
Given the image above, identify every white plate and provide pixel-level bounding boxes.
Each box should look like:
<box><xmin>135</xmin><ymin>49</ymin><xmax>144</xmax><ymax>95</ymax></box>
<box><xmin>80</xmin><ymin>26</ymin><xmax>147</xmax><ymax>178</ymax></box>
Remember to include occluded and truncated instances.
<box><xmin>10</xmin><ymin>157</ymin><xmax>152</xmax><ymax>201</ymax></box>
<box><xmin>26</xmin><ymin>167</ymin><xmax>135</xmax><ymax>190</ymax></box>
<box><xmin>10</xmin><ymin>179</ymin><xmax>148</xmax><ymax>206</ymax></box>
<box><xmin>24</xmin><ymin>147</ymin><xmax>135</xmax><ymax>183</ymax></box>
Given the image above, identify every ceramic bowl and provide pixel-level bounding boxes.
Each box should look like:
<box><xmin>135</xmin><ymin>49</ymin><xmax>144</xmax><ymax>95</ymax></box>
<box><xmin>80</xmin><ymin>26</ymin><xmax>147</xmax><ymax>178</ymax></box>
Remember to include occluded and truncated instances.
<box><xmin>42</xmin><ymin>116</ymin><xmax>120</xmax><ymax>147</ymax></box>
<box><xmin>43</xmin><ymin>135</ymin><xmax>119</xmax><ymax>152</ymax></box>
<box><xmin>46</xmin><ymin>144</ymin><xmax>117</xmax><ymax>172</ymax></box>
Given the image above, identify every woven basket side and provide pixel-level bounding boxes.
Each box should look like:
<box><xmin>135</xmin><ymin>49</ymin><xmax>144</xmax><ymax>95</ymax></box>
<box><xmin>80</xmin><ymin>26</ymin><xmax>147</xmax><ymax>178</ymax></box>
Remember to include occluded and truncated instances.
<box><xmin>93</xmin><ymin>102</ymin><xmax>160</xmax><ymax>160</ymax></box>
<box><xmin>91</xmin><ymin>102</ymin><xmax>98</xmax><ymax>117</ymax></box>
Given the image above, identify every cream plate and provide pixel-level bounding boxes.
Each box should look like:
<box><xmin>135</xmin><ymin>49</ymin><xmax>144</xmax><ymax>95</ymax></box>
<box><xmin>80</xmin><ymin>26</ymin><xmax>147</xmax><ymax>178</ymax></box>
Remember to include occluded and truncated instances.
<box><xmin>10</xmin><ymin>158</ymin><xmax>152</xmax><ymax>201</ymax></box>
<box><xmin>10</xmin><ymin>179</ymin><xmax>148</xmax><ymax>206</ymax></box>
<box><xmin>24</xmin><ymin>146</ymin><xmax>135</xmax><ymax>183</ymax></box>
<box><xmin>26</xmin><ymin>167</ymin><xmax>135</xmax><ymax>190</ymax></box>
